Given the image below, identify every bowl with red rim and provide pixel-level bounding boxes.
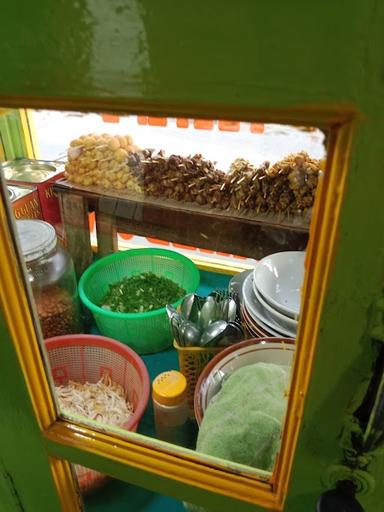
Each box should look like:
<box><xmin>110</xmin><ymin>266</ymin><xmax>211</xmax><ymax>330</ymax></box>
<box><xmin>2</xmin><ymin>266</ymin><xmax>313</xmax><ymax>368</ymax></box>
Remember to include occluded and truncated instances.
<box><xmin>194</xmin><ymin>337</ymin><xmax>295</xmax><ymax>425</ymax></box>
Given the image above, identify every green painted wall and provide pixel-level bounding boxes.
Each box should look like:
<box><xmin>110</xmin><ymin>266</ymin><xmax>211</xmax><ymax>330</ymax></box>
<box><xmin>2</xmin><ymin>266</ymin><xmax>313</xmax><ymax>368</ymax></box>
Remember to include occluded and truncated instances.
<box><xmin>1</xmin><ymin>1</ymin><xmax>384</xmax><ymax>511</ymax></box>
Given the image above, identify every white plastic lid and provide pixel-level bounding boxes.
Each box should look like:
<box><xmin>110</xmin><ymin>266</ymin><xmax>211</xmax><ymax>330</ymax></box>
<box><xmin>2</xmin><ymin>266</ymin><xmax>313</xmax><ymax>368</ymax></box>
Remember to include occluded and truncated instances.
<box><xmin>16</xmin><ymin>220</ymin><xmax>57</xmax><ymax>262</ymax></box>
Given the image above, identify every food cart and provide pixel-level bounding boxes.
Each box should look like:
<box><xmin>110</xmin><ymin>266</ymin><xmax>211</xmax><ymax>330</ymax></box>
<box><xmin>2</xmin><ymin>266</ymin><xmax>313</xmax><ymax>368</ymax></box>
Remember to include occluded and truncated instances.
<box><xmin>1</xmin><ymin>2</ymin><xmax>384</xmax><ymax>512</ymax></box>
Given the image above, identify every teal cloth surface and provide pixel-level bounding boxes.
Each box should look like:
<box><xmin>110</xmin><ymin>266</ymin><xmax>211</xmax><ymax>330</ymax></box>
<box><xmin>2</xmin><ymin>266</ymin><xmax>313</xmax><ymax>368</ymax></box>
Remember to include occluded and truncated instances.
<box><xmin>196</xmin><ymin>362</ymin><xmax>289</xmax><ymax>472</ymax></box>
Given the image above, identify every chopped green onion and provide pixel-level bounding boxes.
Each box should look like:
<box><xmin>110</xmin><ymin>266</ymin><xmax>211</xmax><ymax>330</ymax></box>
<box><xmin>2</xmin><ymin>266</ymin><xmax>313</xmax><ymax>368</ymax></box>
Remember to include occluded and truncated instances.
<box><xmin>101</xmin><ymin>272</ymin><xmax>186</xmax><ymax>314</ymax></box>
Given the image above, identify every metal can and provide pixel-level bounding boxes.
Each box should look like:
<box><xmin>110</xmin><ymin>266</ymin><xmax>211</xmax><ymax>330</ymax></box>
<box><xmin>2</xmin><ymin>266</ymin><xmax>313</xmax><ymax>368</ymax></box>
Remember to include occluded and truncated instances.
<box><xmin>8</xmin><ymin>184</ymin><xmax>43</xmax><ymax>220</ymax></box>
<box><xmin>2</xmin><ymin>159</ymin><xmax>64</xmax><ymax>227</ymax></box>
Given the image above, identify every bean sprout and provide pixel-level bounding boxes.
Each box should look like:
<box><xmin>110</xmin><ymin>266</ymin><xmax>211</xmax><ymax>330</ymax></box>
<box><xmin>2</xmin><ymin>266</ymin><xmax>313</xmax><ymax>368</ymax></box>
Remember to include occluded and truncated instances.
<box><xmin>55</xmin><ymin>373</ymin><xmax>134</xmax><ymax>426</ymax></box>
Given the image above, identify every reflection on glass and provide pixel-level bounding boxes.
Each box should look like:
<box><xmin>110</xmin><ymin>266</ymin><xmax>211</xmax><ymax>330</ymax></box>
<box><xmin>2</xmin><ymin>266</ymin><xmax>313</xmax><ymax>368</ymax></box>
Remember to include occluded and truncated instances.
<box><xmin>2</xmin><ymin>110</ymin><xmax>327</xmax><ymax>490</ymax></box>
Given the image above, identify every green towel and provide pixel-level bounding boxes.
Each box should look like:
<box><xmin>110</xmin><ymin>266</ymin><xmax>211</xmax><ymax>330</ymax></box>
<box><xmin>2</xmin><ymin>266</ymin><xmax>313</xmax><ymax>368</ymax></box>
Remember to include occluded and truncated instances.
<box><xmin>196</xmin><ymin>362</ymin><xmax>289</xmax><ymax>472</ymax></box>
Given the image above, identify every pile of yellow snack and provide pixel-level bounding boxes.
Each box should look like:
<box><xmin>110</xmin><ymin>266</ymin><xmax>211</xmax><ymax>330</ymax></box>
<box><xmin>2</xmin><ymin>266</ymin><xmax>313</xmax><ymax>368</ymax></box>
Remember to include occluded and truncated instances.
<box><xmin>65</xmin><ymin>133</ymin><xmax>143</xmax><ymax>193</ymax></box>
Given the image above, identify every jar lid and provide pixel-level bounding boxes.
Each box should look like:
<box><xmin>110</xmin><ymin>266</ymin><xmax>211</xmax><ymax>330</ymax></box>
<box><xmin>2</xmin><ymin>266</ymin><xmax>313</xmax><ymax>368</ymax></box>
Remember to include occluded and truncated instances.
<box><xmin>152</xmin><ymin>371</ymin><xmax>187</xmax><ymax>406</ymax></box>
<box><xmin>16</xmin><ymin>220</ymin><xmax>57</xmax><ymax>262</ymax></box>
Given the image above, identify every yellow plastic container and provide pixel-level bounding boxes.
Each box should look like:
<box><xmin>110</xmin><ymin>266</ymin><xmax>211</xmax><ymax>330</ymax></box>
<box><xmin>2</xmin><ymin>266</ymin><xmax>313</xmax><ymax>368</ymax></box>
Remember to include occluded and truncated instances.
<box><xmin>173</xmin><ymin>340</ymin><xmax>225</xmax><ymax>417</ymax></box>
<box><xmin>152</xmin><ymin>370</ymin><xmax>189</xmax><ymax>445</ymax></box>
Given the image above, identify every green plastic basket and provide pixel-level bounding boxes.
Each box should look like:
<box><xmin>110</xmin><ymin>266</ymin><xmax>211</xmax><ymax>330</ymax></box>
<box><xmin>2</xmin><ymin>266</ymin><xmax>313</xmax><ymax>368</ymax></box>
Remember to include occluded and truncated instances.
<box><xmin>79</xmin><ymin>248</ymin><xmax>200</xmax><ymax>354</ymax></box>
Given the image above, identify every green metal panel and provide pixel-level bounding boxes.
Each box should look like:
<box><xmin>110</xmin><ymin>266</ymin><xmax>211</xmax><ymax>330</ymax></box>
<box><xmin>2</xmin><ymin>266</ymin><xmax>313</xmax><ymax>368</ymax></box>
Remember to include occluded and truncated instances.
<box><xmin>0</xmin><ymin>1</ymin><xmax>377</xmax><ymax>110</ymax></box>
<box><xmin>287</xmin><ymin>115</ymin><xmax>384</xmax><ymax>511</ymax></box>
<box><xmin>1</xmin><ymin>1</ymin><xmax>384</xmax><ymax>511</ymax></box>
<box><xmin>0</xmin><ymin>311</ymin><xmax>62</xmax><ymax>511</ymax></box>
<box><xmin>46</xmin><ymin>436</ymin><xmax>265</xmax><ymax>512</ymax></box>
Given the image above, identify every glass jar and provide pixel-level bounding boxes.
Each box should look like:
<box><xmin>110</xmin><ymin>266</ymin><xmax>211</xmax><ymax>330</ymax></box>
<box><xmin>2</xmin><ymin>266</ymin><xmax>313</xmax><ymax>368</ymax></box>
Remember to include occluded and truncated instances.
<box><xmin>16</xmin><ymin>219</ymin><xmax>81</xmax><ymax>338</ymax></box>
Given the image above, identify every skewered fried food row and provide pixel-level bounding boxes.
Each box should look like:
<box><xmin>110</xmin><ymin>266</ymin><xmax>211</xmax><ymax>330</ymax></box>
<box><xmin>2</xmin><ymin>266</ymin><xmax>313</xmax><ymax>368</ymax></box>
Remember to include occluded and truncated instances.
<box><xmin>64</xmin><ymin>133</ymin><xmax>321</xmax><ymax>217</ymax></box>
<box><xmin>138</xmin><ymin>150</ymin><xmax>320</xmax><ymax>216</ymax></box>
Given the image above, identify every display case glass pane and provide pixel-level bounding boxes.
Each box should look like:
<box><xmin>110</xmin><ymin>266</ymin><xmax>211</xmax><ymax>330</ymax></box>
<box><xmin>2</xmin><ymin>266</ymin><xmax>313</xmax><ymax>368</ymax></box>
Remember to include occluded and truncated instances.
<box><xmin>1</xmin><ymin>108</ymin><xmax>327</xmax><ymax>488</ymax></box>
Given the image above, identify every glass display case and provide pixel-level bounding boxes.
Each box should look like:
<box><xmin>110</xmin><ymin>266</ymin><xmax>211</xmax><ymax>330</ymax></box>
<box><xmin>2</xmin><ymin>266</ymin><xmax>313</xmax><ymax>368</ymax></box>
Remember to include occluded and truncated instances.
<box><xmin>1</xmin><ymin>2</ymin><xmax>384</xmax><ymax>512</ymax></box>
<box><xmin>0</xmin><ymin>108</ymin><xmax>348</xmax><ymax>511</ymax></box>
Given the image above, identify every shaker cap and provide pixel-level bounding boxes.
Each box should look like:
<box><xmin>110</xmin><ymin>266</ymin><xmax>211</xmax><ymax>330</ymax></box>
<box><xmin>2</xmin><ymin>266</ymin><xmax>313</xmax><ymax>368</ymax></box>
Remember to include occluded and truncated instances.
<box><xmin>152</xmin><ymin>370</ymin><xmax>187</xmax><ymax>406</ymax></box>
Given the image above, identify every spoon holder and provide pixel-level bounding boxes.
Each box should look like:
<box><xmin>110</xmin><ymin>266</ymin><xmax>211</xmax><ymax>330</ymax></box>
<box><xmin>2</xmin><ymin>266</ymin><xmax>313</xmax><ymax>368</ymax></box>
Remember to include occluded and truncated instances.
<box><xmin>173</xmin><ymin>339</ymin><xmax>225</xmax><ymax>418</ymax></box>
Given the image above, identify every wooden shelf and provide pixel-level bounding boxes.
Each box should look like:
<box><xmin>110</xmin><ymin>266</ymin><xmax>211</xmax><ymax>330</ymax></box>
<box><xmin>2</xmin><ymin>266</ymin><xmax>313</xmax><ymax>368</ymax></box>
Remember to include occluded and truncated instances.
<box><xmin>54</xmin><ymin>180</ymin><xmax>309</xmax><ymax>277</ymax></box>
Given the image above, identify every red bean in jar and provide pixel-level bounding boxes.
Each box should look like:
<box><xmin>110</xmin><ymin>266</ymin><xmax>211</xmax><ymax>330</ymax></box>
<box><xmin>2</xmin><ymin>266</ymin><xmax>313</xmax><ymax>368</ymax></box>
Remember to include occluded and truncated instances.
<box><xmin>16</xmin><ymin>219</ymin><xmax>81</xmax><ymax>338</ymax></box>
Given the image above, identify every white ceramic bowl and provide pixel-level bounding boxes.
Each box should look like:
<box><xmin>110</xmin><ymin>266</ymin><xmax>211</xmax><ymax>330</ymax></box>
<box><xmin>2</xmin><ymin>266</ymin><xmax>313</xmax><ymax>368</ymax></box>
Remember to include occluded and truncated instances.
<box><xmin>242</xmin><ymin>273</ymin><xmax>296</xmax><ymax>338</ymax></box>
<box><xmin>228</xmin><ymin>269</ymin><xmax>252</xmax><ymax>299</ymax></box>
<box><xmin>253</xmin><ymin>251</ymin><xmax>305</xmax><ymax>318</ymax></box>
<box><xmin>252</xmin><ymin>277</ymin><xmax>298</xmax><ymax>331</ymax></box>
<box><xmin>194</xmin><ymin>338</ymin><xmax>295</xmax><ymax>425</ymax></box>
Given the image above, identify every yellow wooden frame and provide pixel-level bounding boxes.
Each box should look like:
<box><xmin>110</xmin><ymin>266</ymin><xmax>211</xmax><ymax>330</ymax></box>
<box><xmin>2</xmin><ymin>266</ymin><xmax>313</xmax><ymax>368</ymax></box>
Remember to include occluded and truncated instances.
<box><xmin>18</xmin><ymin>108</ymin><xmax>39</xmax><ymax>159</ymax></box>
<box><xmin>0</xmin><ymin>100</ymin><xmax>356</xmax><ymax>511</ymax></box>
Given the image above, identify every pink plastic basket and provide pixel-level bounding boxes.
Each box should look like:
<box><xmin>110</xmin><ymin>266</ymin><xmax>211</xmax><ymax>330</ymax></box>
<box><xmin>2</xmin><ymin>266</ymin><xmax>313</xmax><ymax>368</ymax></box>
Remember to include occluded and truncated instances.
<box><xmin>45</xmin><ymin>334</ymin><xmax>150</xmax><ymax>493</ymax></box>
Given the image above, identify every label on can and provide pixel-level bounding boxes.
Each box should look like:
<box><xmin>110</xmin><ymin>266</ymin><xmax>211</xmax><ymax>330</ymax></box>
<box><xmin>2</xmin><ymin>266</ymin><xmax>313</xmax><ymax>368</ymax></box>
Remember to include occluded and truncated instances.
<box><xmin>8</xmin><ymin>185</ymin><xmax>43</xmax><ymax>220</ymax></box>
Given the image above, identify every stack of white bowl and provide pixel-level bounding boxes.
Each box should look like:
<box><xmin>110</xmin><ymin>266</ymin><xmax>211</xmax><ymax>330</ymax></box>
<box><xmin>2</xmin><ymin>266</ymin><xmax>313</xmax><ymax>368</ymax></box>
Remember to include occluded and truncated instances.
<box><xmin>241</xmin><ymin>251</ymin><xmax>305</xmax><ymax>339</ymax></box>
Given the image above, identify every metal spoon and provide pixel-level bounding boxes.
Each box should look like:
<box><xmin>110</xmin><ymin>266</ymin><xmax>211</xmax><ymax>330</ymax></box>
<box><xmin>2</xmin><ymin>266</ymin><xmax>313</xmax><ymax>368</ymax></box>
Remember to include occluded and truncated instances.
<box><xmin>180</xmin><ymin>321</ymin><xmax>201</xmax><ymax>347</ymax></box>
<box><xmin>166</xmin><ymin>304</ymin><xmax>178</xmax><ymax>321</ymax></box>
<box><xmin>181</xmin><ymin>293</ymin><xmax>195</xmax><ymax>320</ymax></box>
<box><xmin>171</xmin><ymin>316</ymin><xmax>182</xmax><ymax>345</ymax></box>
<box><xmin>189</xmin><ymin>296</ymin><xmax>201</xmax><ymax>325</ymax></box>
<box><xmin>226</xmin><ymin>298</ymin><xmax>238</xmax><ymax>322</ymax></box>
<box><xmin>218</xmin><ymin>322</ymin><xmax>244</xmax><ymax>346</ymax></box>
<box><xmin>200</xmin><ymin>320</ymin><xmax>228</xmax><ymax>347</ymax></box>
<box><xmin>199</xmin><ymin>296</ymin><xmax>217</xmax><ymax>330</ymax></box>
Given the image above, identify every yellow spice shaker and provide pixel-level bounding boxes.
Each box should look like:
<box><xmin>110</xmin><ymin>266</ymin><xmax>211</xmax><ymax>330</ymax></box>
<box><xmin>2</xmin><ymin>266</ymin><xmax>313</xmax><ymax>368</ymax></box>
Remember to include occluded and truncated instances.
<box><xmin>152</xmin><ymin>371</ymin><xmax>190</xmax><ymax>446</ymax></box>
